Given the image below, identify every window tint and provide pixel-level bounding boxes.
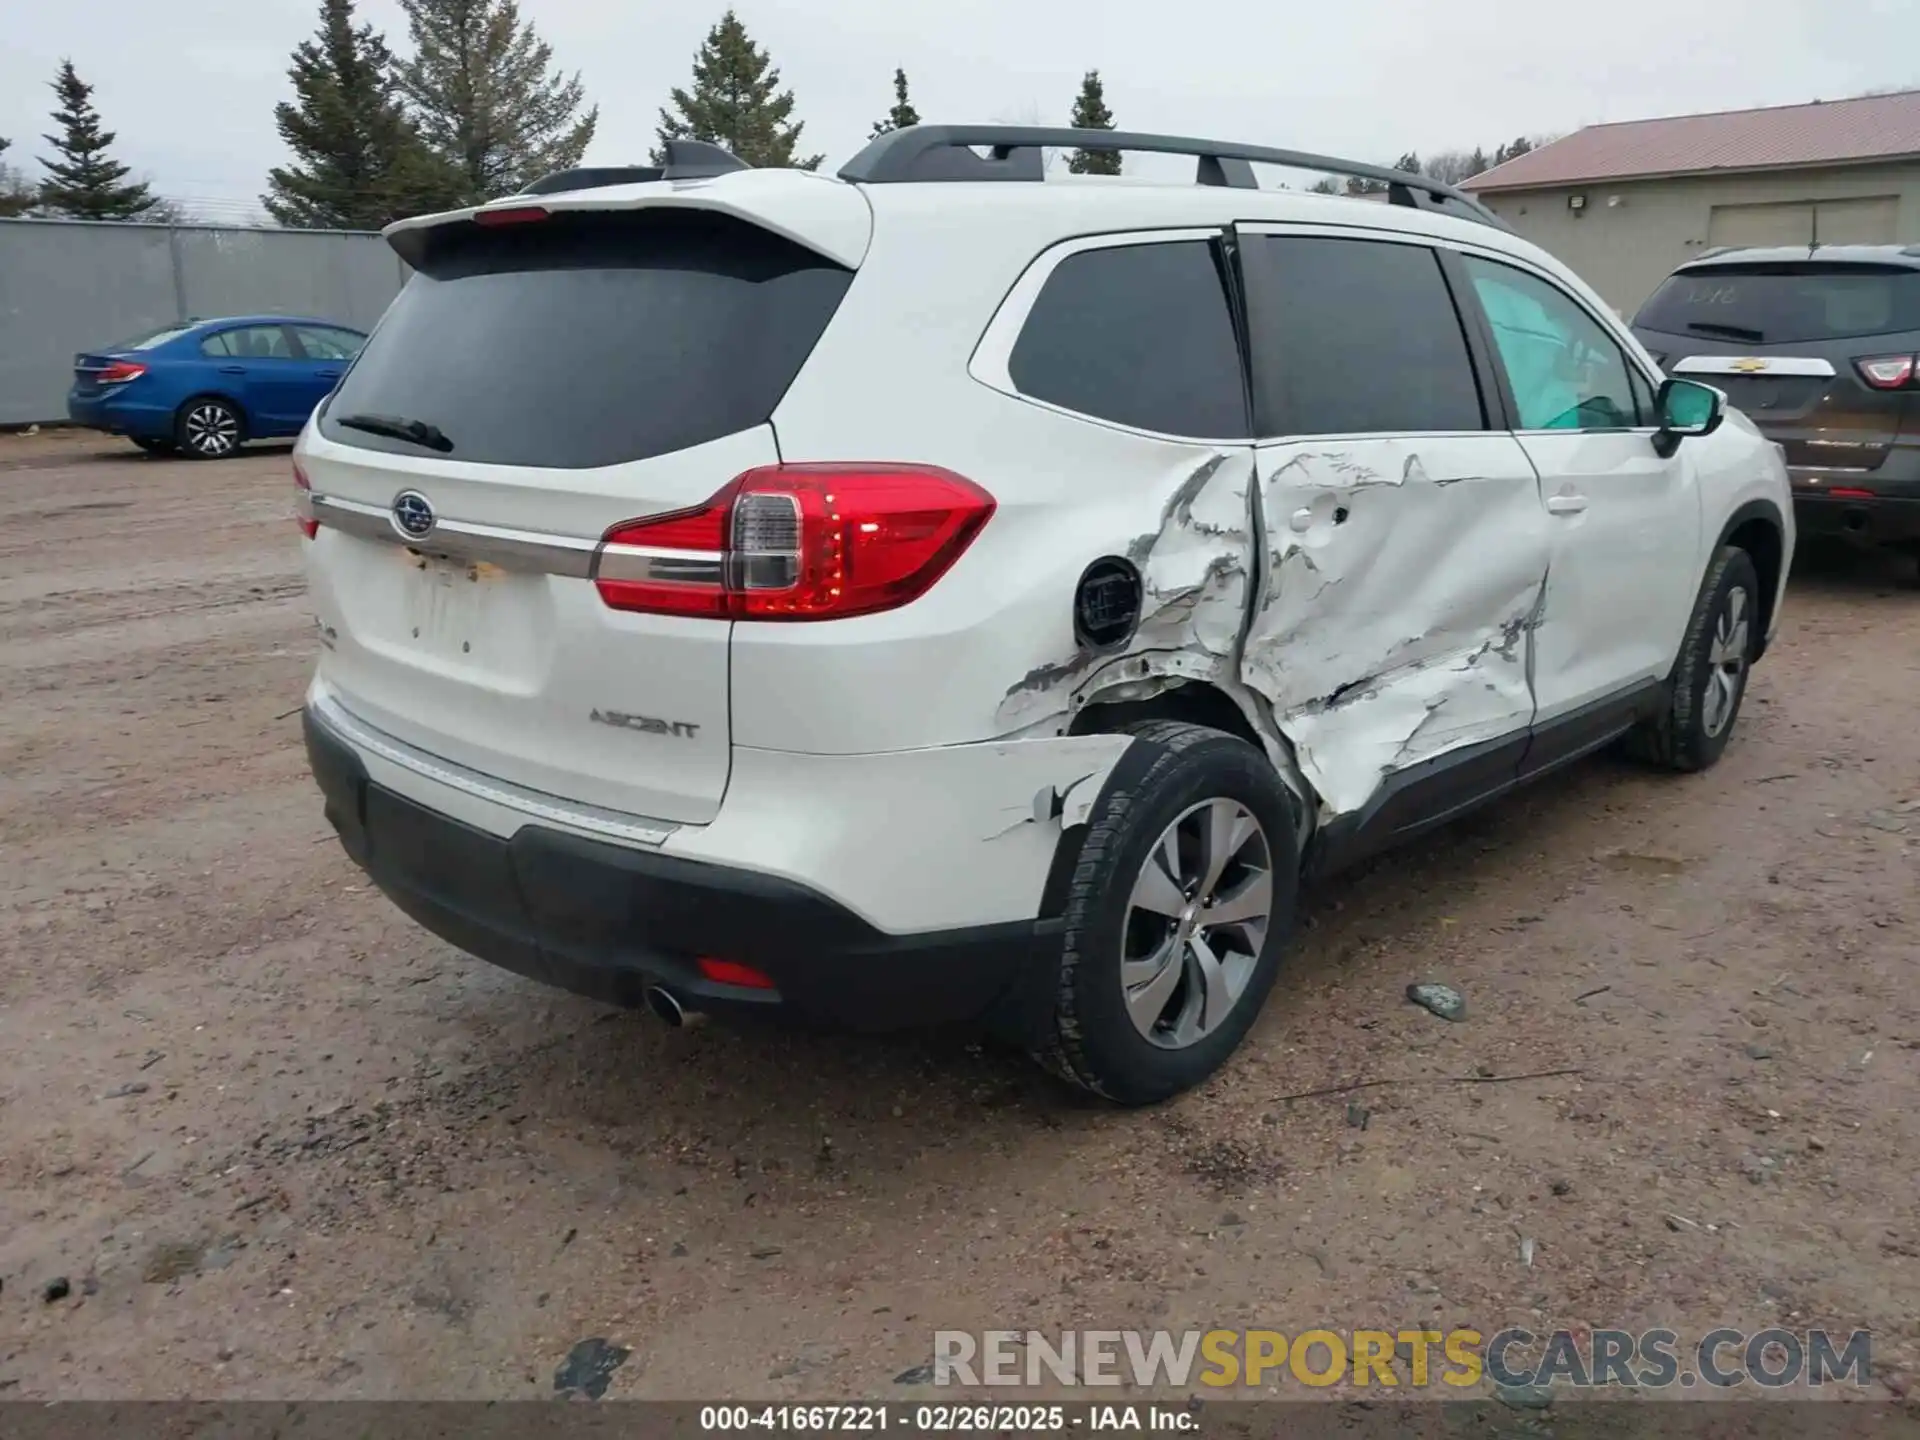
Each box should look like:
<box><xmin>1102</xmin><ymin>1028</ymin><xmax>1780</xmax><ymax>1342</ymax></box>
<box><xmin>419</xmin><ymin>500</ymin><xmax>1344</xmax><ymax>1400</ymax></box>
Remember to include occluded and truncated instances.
<box><xmin>1241</xmin><ymin>236</ymin><xmax>1485</xmax><ymax>436</ymax></box>
<box><xmin>293</xmin><ymin>326</ymin><xmax>364</xmax><ymax>361</ymax></box>
<box><xmin>1007</xmin><ymin>240</ymin><xmax>1246</xmax><ymax>437</ymax></box>
<box><xmin>1633</xmin><ymin>263</ymin><xmax>1920</xmax><ymax>345</ymax></box>
<box><xmin>203</xmin><ymin>326</ymin><xmax>296</xmax><ymax>360</ymax></box>
<box><xmin>1464</xmin><ymin>257</ymin><xmax>1642</xmax><ymax>430</ymax></box>
<box><xmin>321</xmin><ymin>210</ymin><xmax>853</xmax><ymax>469</ymax></box>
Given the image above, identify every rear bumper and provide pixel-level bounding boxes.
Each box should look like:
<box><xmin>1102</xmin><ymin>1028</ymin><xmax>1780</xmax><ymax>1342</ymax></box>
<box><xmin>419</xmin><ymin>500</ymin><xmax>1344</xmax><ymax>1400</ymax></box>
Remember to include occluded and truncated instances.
<box><xmin>65</xmin><ymin>389</ymin><xmax>173</xmax><ymax>438</ymax></box>
<box><xmin>304</xmin><ymin>708</ymin><xmax>1066</xmax><ymax>1032</ymax></box>
<box><xmin>1791</xmin><ymin>486</ymin><xmax>1920</xmax><ymax>546</ymax></box>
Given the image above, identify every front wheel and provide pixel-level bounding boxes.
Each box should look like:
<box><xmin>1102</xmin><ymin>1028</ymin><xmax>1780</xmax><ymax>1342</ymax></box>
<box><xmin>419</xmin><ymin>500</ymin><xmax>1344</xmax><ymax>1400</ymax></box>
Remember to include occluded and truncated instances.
<box><xmin>1036</xmin><ymin>720</ymin><xmax>1300</xmax><ymax>1106</ymax></box>
<box><xmin>175</xmin><ymin>398</ymin><xmax>244</xmax><ymax>459</ymax></box>
<box><xmin>1625</xmin><ymin>545</ymin><xmax>1759</xmax><ymax>772</ymax></box>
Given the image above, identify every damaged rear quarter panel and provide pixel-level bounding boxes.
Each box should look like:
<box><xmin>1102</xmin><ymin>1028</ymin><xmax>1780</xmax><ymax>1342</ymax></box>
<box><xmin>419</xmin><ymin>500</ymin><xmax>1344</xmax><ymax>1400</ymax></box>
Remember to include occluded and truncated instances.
<box><xmin>994</xmin><ymin>446</ymin><xmax>1262</xmax><ymax>734</ymax></box>
<box><xmin>1243</xmin><ymin>436</ymin><xmax>1554</xmax><ymax>818</ymax></box>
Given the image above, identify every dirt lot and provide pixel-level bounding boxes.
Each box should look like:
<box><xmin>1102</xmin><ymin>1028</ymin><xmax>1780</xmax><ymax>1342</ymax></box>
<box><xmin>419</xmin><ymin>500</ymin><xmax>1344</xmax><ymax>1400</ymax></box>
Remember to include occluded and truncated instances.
<box><xmin>1</xmin><ymin>426</ymin><xmax>1917</xmax><ymax>1404</ymax></box>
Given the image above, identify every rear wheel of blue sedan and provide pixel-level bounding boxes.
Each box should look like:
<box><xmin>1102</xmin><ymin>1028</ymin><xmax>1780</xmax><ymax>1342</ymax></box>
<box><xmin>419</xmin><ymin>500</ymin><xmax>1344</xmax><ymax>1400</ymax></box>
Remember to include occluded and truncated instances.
<box><xmin>176</xmin><ymin>397</ymin><xmax>244</xmax><ymax>459</ymax></box>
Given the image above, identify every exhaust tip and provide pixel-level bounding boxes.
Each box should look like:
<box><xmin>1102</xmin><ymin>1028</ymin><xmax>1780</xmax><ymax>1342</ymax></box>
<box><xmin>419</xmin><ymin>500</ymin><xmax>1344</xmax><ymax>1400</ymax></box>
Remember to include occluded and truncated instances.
<box><xmin>645</xmin><ymin>985</ymin><xmax>683</xmax><ymax>1026</ymax></box>
<box><xmin>645</xmin><ymin>985</ymin><xmax>706</xmax><ymax>1029</ymax></box>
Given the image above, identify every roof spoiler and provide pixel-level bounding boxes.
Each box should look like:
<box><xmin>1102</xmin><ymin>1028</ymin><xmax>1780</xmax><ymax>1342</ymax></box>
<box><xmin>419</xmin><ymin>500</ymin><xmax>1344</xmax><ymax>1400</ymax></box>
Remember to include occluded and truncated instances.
<box><xmin>837</xmin><ymin>125</ymin><xmax>1509</xmax><ymax>231</ymax></box>
<box><xmin>519</xmin><ymin>141</ymin><xmax>749</xmax><ymax>197</ymax></box>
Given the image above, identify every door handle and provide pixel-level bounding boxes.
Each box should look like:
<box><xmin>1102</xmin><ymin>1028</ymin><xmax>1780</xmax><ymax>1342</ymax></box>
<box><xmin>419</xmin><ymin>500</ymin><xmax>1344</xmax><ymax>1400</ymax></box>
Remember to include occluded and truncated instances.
<box><xmin>315</xmin><ymin>369</ymin><xmax>341</xmax><ymax>380</ymax></box>
<box><xmin>218</xmin><ymin>365</ymin><xmax>246</xmax><ymax>375</ymax></box>
<box><xmin>1546</xmin><ymin>492</ymin><xmax>1589</xmax><ymax>516</ymax></box>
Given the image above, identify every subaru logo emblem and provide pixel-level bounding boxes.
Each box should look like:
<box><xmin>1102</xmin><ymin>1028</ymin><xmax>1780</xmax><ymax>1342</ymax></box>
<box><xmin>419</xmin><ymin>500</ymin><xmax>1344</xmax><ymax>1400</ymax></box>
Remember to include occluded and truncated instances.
<box><xmin>390</xmin><ymin>490</ymin><xmax>435</xmax><ymax>540</ymax></box>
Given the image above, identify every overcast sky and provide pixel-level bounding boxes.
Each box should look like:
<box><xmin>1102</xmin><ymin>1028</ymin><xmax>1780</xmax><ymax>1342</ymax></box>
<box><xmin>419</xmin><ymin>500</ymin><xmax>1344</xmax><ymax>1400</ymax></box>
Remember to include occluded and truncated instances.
<box><xmin>2</xmin><ymin>0</ymin><xmax>1914</xmax><ymax>220</ymax></box>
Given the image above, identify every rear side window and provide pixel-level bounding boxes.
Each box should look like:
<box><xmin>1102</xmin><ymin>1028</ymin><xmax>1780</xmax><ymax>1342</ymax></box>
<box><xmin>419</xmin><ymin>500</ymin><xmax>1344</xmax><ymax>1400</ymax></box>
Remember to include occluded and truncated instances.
<box><xmin>1240</xmin><ymin>236</ymin><xmax>1485</xmax><ymax>436</ymax></box>
<box><xmin>1634</xmin><ymin>263</ymin><xmax>1920</xmax><ymax>344</ymax></box>
<box><xmin>321</xmin><ymin>210</ymin><xmax>853</xmax><ymax>469</ymax></box>
<box><xmin>1008</xmin><ymin>240</ymin><xmax>1247</xmax><ymax>438</ymax></box>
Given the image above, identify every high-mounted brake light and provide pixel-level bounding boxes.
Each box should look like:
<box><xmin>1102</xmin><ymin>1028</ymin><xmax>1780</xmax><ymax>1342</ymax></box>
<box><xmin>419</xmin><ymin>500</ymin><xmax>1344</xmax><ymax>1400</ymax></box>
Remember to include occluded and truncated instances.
<box><xmin>473</xmin><ymin>205</ymin><xmax>550</xmax><ymax>227</ymax></box>
<box><xmin>96</xmin><ymin>361</ymin><xmax>147</xmax><ymax>385</ymax></box>
<box><xmin>1854</xmin><ymin>353</ymin><xmax>1917</xmax><ymax>390</ymax></box>
<box><xmin>292</xmin><ymin>458</ymin><xmax>317</xmax><ymax>539</ymax></box>
<box><xmin>595</xmin><ymin>465</ymin><xmax>995</xmax><ymax>621</ymax></box>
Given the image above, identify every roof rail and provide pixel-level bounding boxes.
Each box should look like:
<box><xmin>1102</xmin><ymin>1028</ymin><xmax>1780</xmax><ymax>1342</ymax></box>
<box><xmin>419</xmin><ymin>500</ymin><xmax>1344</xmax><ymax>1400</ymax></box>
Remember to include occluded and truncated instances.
<box><xmin>520</xmin><ymin>141</ymin><xmax>749</xmax><ymax>197</ymax></box>
<box><xmin>837</xmin><ymin>125</ymin><xmax>1508</xmax><ymax>230</ymax></box>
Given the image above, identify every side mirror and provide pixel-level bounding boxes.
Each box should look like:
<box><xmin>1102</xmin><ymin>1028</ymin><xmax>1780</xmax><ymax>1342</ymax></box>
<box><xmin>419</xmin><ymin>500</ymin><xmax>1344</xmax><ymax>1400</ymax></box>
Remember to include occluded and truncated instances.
<box><xmin>1652</xmin><ymin>376</ymin><xmax>1724</xmax><ymax>458</ymax></box>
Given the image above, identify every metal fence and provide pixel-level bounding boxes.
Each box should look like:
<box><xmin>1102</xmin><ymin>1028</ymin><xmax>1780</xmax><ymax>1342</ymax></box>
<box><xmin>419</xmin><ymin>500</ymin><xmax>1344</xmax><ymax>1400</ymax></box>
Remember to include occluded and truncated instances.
<box><xmin>0</xmin><ymin>218</ymin><xmax>407</xmax><ymax>426</ymax></box>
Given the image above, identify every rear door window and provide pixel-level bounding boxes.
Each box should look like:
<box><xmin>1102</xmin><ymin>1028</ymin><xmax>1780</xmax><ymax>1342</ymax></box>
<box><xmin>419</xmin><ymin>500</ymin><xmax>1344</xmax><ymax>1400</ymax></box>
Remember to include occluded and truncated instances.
<box><xmin>1007</xmin><ymin>239</ymin><xmax>1248</xmax><ymax>438</ymax></box>
<box><xmin>203</xmin><ymin>326</ymin><xmax>298</xmax><ymax>359</ymax></box>
<box><xmin>1239</xmin><ymin>235</ymin><xmax>1486</xmax><ymax>436</ymax></box>
<box><xmin>320</xmin><ymin>210</ymin><xmax>854</xmax><ymax>470</ymax></box>
<box><xmin>1634</xmin><ymin>263</ymin><xmax>1920</xmax><ymax>344</ymax></box>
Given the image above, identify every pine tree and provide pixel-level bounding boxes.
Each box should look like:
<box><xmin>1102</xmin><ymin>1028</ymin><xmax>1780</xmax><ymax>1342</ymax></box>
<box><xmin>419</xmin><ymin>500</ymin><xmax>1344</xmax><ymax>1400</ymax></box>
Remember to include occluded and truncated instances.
<box><xmin>869</xmin><ymin>68</ymin><xmax>920</xmax><ymax>138</ymax></box>
<box><xmin>1393</xmin><ymin>151</ymin><xmax>1422</xmax><ymax>176</ymax></box>
<box><xmin>0</xmin><ymin>137</ymin><xmax>39</xmax><ymax>217</ymax></box>
<box><xmin>1466</xmin><ymin>146</ymin><xmax>1489</xmax><ymax>179</ymax></box>
<box><xmin>398</xmin><ymin>0</ymin><xmax>598</xmax><ymax>204</ymax></box>
<box><xmin>265</xmin><ymin>0</ymin><xmax>456</xmax><ymax>229</ymax></box>
<box><xmin>1066</xmin><ymin>70</ymin><xmax>1120</xmax><ymax>175</ymax></box>
<box><xmin>655</xmin><ymin>11</ymin><xmax>822</xmax><ymax>169</ymax></box>
<box><xmin>1307</xmin><ymin>176</ymin><xmax>1341</xmax><ymax>194</ymax></box>
<box><xmin>1492</xmin><ymin>135</ymin><xmax>1535</xmax><ymax>168</ymax></box>
<box><xmin>36</xmin><ymin>61</ymin><xmax>157</xmax><ymax>220</ymax></box>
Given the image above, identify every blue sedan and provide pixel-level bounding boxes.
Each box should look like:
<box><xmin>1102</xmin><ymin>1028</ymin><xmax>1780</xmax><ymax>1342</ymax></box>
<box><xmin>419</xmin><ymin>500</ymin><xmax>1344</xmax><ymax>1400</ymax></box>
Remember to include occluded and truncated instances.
<box><xmin>66</xmin><ymin>315</ymin><xmax>368</xmax><ymax>460</ymax></box>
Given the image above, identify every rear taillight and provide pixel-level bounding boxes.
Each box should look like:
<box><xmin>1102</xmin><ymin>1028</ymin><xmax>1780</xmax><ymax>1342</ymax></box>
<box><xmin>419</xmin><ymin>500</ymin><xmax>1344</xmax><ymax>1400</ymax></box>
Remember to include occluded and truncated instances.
<box><xmin>595</xmin><ymin>464</ymin><xmax>995</xmax><ymax>622</ymax></box>
<box><xmin>293</xmin><ymin>458</ymin><xmax>317</xmax><ymax>539</ymax></box>
<box><xmin>1854</xmin><ymin>353</ymin><xmax>1918</xmax><ymax>390</ymax></box>
<box><xmin>97</xmin><ymin>361</ymin><xmax>147</xmax><ymax>385</ymax></box>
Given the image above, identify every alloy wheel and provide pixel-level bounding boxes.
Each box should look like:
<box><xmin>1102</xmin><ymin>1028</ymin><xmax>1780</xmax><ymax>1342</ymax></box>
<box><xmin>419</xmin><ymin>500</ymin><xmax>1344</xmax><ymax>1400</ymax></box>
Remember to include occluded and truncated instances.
<box><xmin>184</xmin><ymin>404</ymin><xmax>239</xmax><ymax>457</ymax></box>
<box><xmin>1701</xmin><ymin>584</ymin><xmax>1750</xmax><ymax>738</ymax></box>
<box><xmin>1120</xmin><ymin>798</ymin><xmax>1273</xmax><ymax>1050</ymax></box>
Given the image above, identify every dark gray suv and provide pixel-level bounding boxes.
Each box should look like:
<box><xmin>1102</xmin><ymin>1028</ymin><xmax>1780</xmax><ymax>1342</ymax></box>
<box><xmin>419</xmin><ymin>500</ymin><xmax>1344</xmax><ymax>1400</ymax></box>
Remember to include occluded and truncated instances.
<box><xmin>1632</xmin><ymin>246</ymin><xmax>1920</xmax><ymax>564</ymax></box>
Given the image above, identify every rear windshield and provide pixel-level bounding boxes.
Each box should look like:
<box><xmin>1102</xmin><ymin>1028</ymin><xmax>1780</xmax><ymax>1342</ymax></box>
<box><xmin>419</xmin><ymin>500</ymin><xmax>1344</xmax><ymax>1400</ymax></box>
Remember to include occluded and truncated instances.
<box><xmin>320</xmin><ymin>210</ymin><xmax>853</xmax><ymax>469</ymax></box>
<box><xmin>112</xmin><ymin>324</ymin><xmax>196</xmax><ymax>351</ymax></box>
<box><xmin>1634</xmin><ymin>263</ymin><xmax>1920</xmax><ymax>345</ymax></box>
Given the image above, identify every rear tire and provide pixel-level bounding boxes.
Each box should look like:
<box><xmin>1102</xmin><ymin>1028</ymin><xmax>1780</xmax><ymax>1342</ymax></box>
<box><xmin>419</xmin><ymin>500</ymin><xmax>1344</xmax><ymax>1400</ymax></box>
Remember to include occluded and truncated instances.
<box><xmin>1035</xmin><ymin>720</ymin><xmax>1300</xmax><ymax>1106</ymax></box>
<box><xmin>175</xmin><ymin>397</ymin><xmax>244</xmax><ymax>460</ymax></box>
<box><xmin>1624</xmin><ymin>545</ymin><xmax>1759</xmax><ymax>772</ymax></box>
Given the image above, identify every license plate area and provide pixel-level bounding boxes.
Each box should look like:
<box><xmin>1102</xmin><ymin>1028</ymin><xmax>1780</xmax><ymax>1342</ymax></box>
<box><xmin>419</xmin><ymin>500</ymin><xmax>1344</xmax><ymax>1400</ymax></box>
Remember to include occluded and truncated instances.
<box><xmin>337</xmin><ymin>540</ymin><xmax>553</xmax><ymax>688</ymax></box>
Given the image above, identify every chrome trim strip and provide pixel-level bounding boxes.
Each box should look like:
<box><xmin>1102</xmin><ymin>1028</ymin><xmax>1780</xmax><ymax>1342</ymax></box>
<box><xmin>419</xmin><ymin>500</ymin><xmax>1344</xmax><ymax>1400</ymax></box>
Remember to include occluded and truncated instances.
<box><xmin>594</xmin><ymin>542</ymin><xmax>725</xmax><ymax>585</ymax></box>
<box><xmin>309</xmin><ymin>690</ymin><xmax>680</xmax><ymax>847</ymax></box>
<box><xmin>1671</xmin><ymin>355</ymin><xmax>1836</xmax><ymax>378</ymax></box>
<box><xmin>310</xmin><ymin>493</ymin><xmax>598</xmax><ymax>578</ymax></box>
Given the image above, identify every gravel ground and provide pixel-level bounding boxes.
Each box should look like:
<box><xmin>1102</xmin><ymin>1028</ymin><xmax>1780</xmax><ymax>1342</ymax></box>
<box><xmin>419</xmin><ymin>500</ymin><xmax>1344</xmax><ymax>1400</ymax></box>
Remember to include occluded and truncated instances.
<box><xmin>1</xmin><ymin>427</ymin><xmax>1916</xmax><ymax>1403</ymax></box>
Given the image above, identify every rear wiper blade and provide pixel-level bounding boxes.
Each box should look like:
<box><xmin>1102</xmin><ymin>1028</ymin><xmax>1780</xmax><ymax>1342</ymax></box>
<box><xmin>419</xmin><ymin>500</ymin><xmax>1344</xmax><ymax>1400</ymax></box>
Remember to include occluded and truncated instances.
<box><xmin>334</xmin><ymin>412</ymin><xmax>454</xmax><ymax>453</ymax></box>
<box><xmin>1685</xmin><ymin>321</ymin><xmax>1765</xmax><ymax>343</ymax></box>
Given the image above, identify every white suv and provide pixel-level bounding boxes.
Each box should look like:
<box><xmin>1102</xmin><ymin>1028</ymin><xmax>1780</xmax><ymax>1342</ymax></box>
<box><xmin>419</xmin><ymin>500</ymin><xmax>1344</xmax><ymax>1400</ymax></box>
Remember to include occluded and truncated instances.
<box><xmin>296</xmin><ymin>127</ymin><xmax>1793</xmax><ymax>1105</ymax></box>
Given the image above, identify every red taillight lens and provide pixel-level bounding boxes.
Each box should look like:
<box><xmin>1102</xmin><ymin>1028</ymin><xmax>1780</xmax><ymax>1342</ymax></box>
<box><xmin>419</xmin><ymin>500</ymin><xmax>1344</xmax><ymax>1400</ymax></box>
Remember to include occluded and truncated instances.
<box><xmin>1854</xmin><ymin>354</ymin><xmax>1917</xmax><ymax>390</ymax></box>
<box><xmin>292</xmin><ymin>458</ymin><xmax>318</xmax><ymax>539</ymax></box>
<box><xmin>473</xmin><ymin>205</ymin><xmax>550</xmax><ymax>227</ymax></box>
<box><xmin>595</xmin><ymin>464</ymin><xmax>995</xmax><ymax>622</ymax></box>
<box><xmin>697</xmin><ymin>957</ymin><xmax>777</xmax><ymax>990</ymax></box>
<box><xmin>97</xmin><ymin>361</ymin><xmax>147</xmax><ymax>385</ymax></box>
